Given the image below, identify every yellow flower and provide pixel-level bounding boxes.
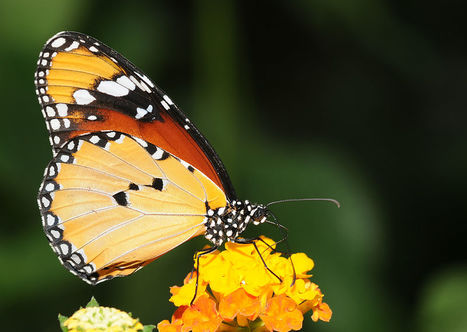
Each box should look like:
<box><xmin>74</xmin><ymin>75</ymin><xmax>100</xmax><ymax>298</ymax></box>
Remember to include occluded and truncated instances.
<box><xmin>159</xmin><ymin>236</ymin><xmax>331</xmax><ymax>332</ymax></box>
<box><xmin>64</xmin><ymin>306</ymin><xmax>143</xmax><ymax>332</ymax></box>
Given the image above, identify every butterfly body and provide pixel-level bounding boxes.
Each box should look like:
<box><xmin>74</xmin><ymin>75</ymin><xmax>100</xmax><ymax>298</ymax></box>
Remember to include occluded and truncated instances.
<box><xmin>35</xmin><ymin>31</ymin><xmax>267</xmax><ymax>284</ymax></box>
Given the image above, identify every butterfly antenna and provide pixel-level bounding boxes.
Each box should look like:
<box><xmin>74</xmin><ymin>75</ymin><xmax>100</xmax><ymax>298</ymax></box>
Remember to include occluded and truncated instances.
<box><xmin>266</xmin><ymin>198</ymin><xmax>341</xmax><ymax>208</ymax></box>
<box><xmin>265</xmin><ymin>197</ymin><xmax>340</xmax><ymax>285</ymax></box>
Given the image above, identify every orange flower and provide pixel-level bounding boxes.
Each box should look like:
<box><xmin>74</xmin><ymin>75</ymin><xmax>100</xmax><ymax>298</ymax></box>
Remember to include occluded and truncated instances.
<box><xmin>158</xmin><ymin>236</ymin><xmax>332</xmax><ymax>332</ymax></box>
<box><xmin>298</xmin><ymin>288</ymin><xmax>333</xmax><ymax>323</ymax></box>
<box><xmin>181</xmin><ymin>295</ymin><xmax>222</xmax><ymax>332</ymax></box>
<box><xmin>157</xmin><ymin>319</ymin><xmax>182</xmax><ymax>332</ymax></box>
<box><xmin>260</xmin><ymin>294</ymin><xmax>303</xmax><ymax>332</ymax></box>
<box><xmin>218</xmin><ymin>288</ymin><xmax>261</xmax><ymax>322</ymax></box>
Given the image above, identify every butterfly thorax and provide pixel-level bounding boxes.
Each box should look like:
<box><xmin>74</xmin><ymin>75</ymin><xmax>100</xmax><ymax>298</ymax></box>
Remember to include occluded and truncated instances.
<box><xmin>204</xmin><ymin>200</ymin><xmax>267</xmax><ymax>246</ymax></box>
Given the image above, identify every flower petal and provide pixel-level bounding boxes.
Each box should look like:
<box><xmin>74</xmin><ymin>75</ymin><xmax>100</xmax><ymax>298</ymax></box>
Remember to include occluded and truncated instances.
<box><xmin>260</xmin><ymin>294</ymin><xmax>303</xmax><ymax>332</ymax></box>
<box><xmin>181</xmin><ymin>295</ymin><xmax>222</xmax><ymax>332</ymax></box>
<box><xmin>219</xmin><ymin>288</ymin><xmax>261</xmax><ymax>321</ymax></box>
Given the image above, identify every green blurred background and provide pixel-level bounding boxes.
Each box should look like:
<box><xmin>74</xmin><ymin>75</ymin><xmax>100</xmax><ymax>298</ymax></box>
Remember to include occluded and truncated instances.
<box><xmin>1</xmin><ymin>0</ymin><xmax>466</xmax><ymax>331</ymax></box>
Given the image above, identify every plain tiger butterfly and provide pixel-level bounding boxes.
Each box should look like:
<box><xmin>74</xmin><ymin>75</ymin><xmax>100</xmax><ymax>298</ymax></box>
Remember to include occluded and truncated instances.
<box><xmin>36</xmin><ymin>31</ymin><xmax>333</xmax><ymax>285</ymax></box>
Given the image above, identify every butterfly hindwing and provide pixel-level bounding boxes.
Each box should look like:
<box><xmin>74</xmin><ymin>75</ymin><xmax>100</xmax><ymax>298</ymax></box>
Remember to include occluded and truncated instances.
<box><xmin>35</xmin><ymin>31</ymin><xmax>236</xmax><ymax>198</ymax></box>
<box><xmin>38</xmin><ymin>131</ymin><xmax>227</xmax><ymax>283</ymax></box>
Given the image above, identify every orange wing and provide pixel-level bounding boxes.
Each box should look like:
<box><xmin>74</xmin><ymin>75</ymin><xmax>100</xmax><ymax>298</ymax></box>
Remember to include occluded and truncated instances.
<box><xmin>35</xmin><ymin>31</ymin><xmax>236</xmax><ymax>199</ymax></box>
<box><xmin>38</xmin><ymin>131</ymin><xmax>227</xmax><ymax>283</ymax></box>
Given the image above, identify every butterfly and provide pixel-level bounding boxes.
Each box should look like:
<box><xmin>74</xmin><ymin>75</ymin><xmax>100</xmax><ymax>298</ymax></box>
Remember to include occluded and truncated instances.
<box><xmin>35</xmin><ymin>31</ymin><xmax>274</xmax><ymax>284</ymax></box>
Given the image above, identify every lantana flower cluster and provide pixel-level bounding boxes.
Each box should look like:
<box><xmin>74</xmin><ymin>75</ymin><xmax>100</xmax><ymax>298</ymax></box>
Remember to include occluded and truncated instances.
<box><xmin>59</xmin><ymin>298</ymin><xmax>150</xmax><ymax>332</ymax></box>
<box><xmin>157</xmin><ymin>237</ymin><xmax>331</xmax><ymax>332</ymax></box>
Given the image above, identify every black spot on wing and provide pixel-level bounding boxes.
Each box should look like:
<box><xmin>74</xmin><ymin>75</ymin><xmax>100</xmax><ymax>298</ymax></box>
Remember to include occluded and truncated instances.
<box><xmin>151</xmin><ymin>178</ymin><xmax>164</xmax><ymax>191</ymax></box>
<box><xmin>128</xmin><ymin>182</ymin><xmax>139</xmax><ymax>190</ymax></box>
<box><xmin>112</xmin><ymin>191</ymin><xmax>128</xmax><ymax>206</ymax></box>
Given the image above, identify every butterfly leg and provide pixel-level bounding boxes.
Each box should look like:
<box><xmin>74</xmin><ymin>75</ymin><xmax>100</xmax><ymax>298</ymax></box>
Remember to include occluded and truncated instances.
<box><xmin>233</xmin><ymin>237</ymin><xmax>282</xmax><ymax>283</ymax></box>
<box><xmin>265</xmin><ymin>211</ymin><xmax>297</xmax><ymax>286</ymax></box>
<box><xmin>191</xmin><ymin>245</ymin><xmax>218</xmax><ymax>305</ymax></box>
<box><xmin>260</xmin><ymin>231</ymin><xmax>297</xmax><ymax>286</ymax></box>
<box><xmin>270</xmin><ymin>233</ymin><xmax>297</xmax><ymax>287</ymax></box>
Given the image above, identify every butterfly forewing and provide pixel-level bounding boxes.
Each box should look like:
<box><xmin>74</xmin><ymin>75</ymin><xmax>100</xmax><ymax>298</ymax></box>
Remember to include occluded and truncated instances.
<box><xmin>38</xmin><ymin>131</ymin><xmax>227</xmax><ymax>283</ymax></box>
<box><xmin>35</xmin><ymin>31</ymin><xmax>235</xmax><ymax>198</ymax></box>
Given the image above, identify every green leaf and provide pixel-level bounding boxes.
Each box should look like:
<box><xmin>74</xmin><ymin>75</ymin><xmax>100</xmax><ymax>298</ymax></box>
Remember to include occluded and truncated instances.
<box><xmin>143</xmin><ymin>325</ymin><xmax>156</xmax><ymax>332</ymax></box>
<box><xmin>58</xmin><ymin>314</ymin><xmax>69</xmax><ymax>332</ymax></box>
<box><xmin>86</xmin><ymin>296</ymin><xmax>100</xmax><ymax>307</ymax></box>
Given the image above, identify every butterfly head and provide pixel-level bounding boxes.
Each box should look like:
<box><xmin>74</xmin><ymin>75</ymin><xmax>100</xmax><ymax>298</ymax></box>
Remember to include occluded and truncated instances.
<box><xmin>204</xmin><ymin>200</ymin><xmax>268</xmax><ymax>246</ymax></box>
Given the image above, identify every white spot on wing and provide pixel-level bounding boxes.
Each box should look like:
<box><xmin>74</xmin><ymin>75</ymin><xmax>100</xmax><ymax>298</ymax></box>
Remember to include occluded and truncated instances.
<box><xmin>48</xmin><ymin>166</ymin><xmax>56</xmax><ymax>177</ymax></box>
<box><xmin>73</xmin><ymin>89</ymin><xmax>96</xmax><ymax>105</ymax></box>
<box><xmin>50</xmin><ymin>119</ymin><xmax>60</xmax><ymax>130</ymax></box>
<box><xmin>51</xmin><ymin>37</ymin><xmax>66</xmax><ymax>48</ymax></box>
<box><xmin>41</xmin><ymin>196</ymin><xmax>50</xmax><ymax>208</ymax></box>
<box><xmin>129</xmin><ymin>75</ymin><xmax>145</xmax><ymax>91</ymax></box>
<box><xmin>51</xmin><ymin>230</ymin><xmax>61</xmax><ymax>239</ymax></box>
<box><xmin>152</xmin><ymin>149</ymin><xmax>164</xmax><ymax>159</ymax></box>
<box><xmin>140</xmin><ymin>81</ymin><xmax>151</xmax><ymax>93</ymax></box>
<box><xmin>161</xmin><ymin>100</ymin><xmax>170</xmax><ymax>110</ymax></box>
<box><xmin>135</xmin><ymin>107</ymin><xmax>148</xmax><ymax>119</ymax></box>
<box><xmin>82</xmin><ymin>265</ymin><xmax>93</xmax><ymax>273</ymax></box>
<box><xmin>64</xmin><ymin>41</ymin><xmax>79</xmax><ymax>51</ymax></box>
<box><xmin>135</xmin><ymin>104</ymin><xmax>153</xmax><ymax>119</ymax></box>
<box><xmin>56</xmin><ymin>104</ymin><xmax>68</xmax><ymax>117</ymax></box>
<box><xmin>59</xmin><ymin>243</ymin><xmax>69</xmax><ymax>255</ymax></box>
<box><xmin>180</xmin><ymin>160</ymin><xmax>191</xmax><ymax>169</ymax></box>
<box><xmin>89</xmin><ymin>135</ymin><xmax>100</xmax><ymax>144</ymax></box>
<box><xmin>163</xmin><ymin>95</ymin><xmax>173</xmax><ymax>105</ymax></box>
<box><xmin>45</xmin><ymin>106</ymin><xmax>55</xmax><ymax>117</ymax></box>
<box><xmin>45</xmin><ymin>183</ymin><xmax>55</xmax><ymax>192</ymax></box>
<box><xmin>70</xmin><ymin>254</ymin><xmax>82</xmax><ymax>265</ymax></box>
<box><xmin>116</xmin><ymin>76</ymin><xmax>136</xmax><ymax>91</ymax></box>
<box><xmin>97</xmin><ymin>81</ymin><xmax>129</xmax><ymax>97</ymax></box>
<box><xmin>46</xmin><ymin>214</ymin><xmax>56</xmax><ymax>226</ymax></box>
<box><xmin>133</xmin><ymin>137</ymin><xmax>148</xmax><ymax>147</ymax></box>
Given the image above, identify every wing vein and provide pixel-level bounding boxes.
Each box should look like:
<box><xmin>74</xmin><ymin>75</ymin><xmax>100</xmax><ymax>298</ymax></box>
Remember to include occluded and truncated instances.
<box><xmin>96</xmin><ymin>220</ymin><xmax>206</xmax><ymax>269</ymax></box>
